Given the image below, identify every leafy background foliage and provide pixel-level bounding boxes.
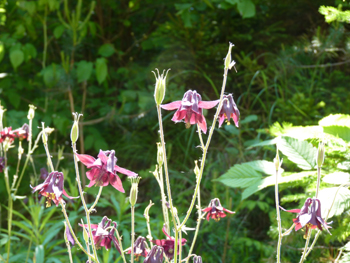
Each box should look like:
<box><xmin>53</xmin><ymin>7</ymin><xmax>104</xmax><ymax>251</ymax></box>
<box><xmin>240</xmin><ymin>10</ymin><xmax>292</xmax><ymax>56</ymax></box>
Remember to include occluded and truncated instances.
<box><xmin>1</xmin><ymin>0</ymin><xmax>350</xmax><ymax>262</ymax></box>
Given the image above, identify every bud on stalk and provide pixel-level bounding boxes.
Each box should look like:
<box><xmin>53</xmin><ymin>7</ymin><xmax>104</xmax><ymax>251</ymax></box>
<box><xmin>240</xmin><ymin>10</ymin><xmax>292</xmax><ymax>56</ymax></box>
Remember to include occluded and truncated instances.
<box><xmin>70</xmin><ymin>113</ymin><xmax>82</xmax><ymax>144</ymax></box>
<box><xmin>152</xmin><ymin>68</ymin><xmax>170</xmax><ymax>105</ymax></box>
<box><xmin>317</xmin><ymin>142</ymin><xmax>325</xmax><ymax>168</ymax></box>
<box><xmin>27</xmin><ymin>104</ymin><xmax>36</xmax><ymax>120</ymax></box>
<box><xmin>129</xmin><ymin>176</ymin><xmax>141</xmax><ymax>207</ymax></box>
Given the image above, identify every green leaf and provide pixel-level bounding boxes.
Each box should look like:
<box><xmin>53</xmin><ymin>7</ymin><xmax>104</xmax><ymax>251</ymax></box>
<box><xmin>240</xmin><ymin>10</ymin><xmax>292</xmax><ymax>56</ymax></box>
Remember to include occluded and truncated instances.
<box><xmin>84</xmin><ymin>134</ymin><xmax>95</xmax><ymax>150</ymax></box>
<box><xmin>0</xmin><ymin>41</ymin><xmax>4</xmax><ymax>63</ymax></box>
<box><xmin>247</xmin><ymin>137</ymin><xmax>279</xmax><ymax>149</ymax></box>
<box><xmin>240</xmin><ymin>114</ymin><xmax>258</xmax><ymax>124</ymax></box>
<box><xmin>319</xmin><ymin>114</ymin><xmax>350</xmax><ymax>128</ymax></box>
<box><xmin>224</xmin><ymin>124</ymin><xmax>239</xmax><ymax>135</ymax></box>
<box><xmin>244</xmin><ymin>160</ymin><xmax>284</xmax><ymax>175</ymax></box>
<box><xmin>95</xmin><ymin>58</ymin><xmax>108</xmax><ymax>84</ymax></box>
<box><xmin>94</xmin><ymin>137</ymin><xmax>108</xmax><ymax>152</ymax></box>
<box><xmin>24</xmin><ymin>43</ymin><xmax>37</xmax><ymax>60</ymax></box>
<box><xmin>10</xmin><ymin>49</ymin><xmax>24</xmax><ymax>70</ymax></box>
<box><xmin>237</xmin><ymin>0</ymin><xmax>255</xmax><ymax>18</ymax></box>
<box><xmin>24</xmin><ymin>1</ymin><xmax>36</xmax><ymax>15</ymax></box>
<box><xmin>225</xmin><ymin>0</ymin><xmax>238</xmax><ymax>4</ymax></box>
<box><xmin>278</xmin><ymin>136</ymin><xmax>317</xmax><ymax>170</ymax></box>
<box><xmin>98</xmin><ymin>44</ymin><xmax>115</xmax><ymax>57</ymax></box>
<box><xmin>53</xmin><ymin>25</ymin><xmax>65</xmax><ymax>39</ymax></box>
<box><xmin>35</xmin><ymin>245</ymin><xmax>45</xmax><ymax>263</ymax></box>
<box><xmin>318</xmin><ymin>187</ymin><xmax>350</xmax><ymax>218</ymax></box>
<box><xmin>6</xmin><ymin>90</ymin><xmax>21</xmax><ymax>108</ymax></box>
<box><xmin>280</xmin><ymin>126</ymin><xmax>324</xmax><ymax>140</ymax></box>
<box><xmin>215</xmin><ymin>163</ymin><xmax>262</xmax><ymax>188</ymax></box>
<box><xmin>323</xmin><ymin>125</ymin><xmax>350</xmax><ymax>142</ymax></box>
<box><xmin>76</xmin><ymin>60</ymin><xmax>93</xmax><ymax>83</ymax></box>
<box><xmin>323</xmin><ymin>172</ymin><xmax>350</xmax><ymax>185</ymax></box>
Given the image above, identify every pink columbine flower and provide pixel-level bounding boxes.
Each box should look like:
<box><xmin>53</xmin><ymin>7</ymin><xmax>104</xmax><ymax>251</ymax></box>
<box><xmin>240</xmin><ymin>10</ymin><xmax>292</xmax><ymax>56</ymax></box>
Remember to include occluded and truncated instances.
<box><xmin>126</xmin><ymin>236</ymin><xmax>148</xmax><ymax>260</ymax></box>
<box><xmin>0</xmin><ymin>127</ymin><xmax>16</xmax><ymax>143</ymax></box>
<box><xmin>76</xmin><ymin>150</ymin><xmax>137</xmax><ymax>193</ymax></box>
<box><xmin>80</xmin><ymin>216</ymin><xmax>121</xmax><ymax>252</ymax></box>
<box><xmin>151</xmin><ymin>225</ymin><xmax>187</xmax><ymax>259</ymax></box>
<box><xmin>31</xmin><ymin>171</ymin><xmax>74</xmax><ymax>207</ymax></box>
<box><xmin>218</xmin><ymin>94</ymin><xmax>240</xmax><ymax>127</ymax></box>
<box><xmin>202</xmin><ymin>198</ymin><xmax>235</xmax><ymax>222</ymax></box>
<box><xmin>161</xmin><ymin>90</ymin><xmax>219</xmax><ymax>133</ymax></box>
<box><xmin>12</xmin><ymin>123</ymin><xmax>29</xmax><ymax>140</ymax></box>
<box><xmin>281</xmin><ymin>198</ymin><xmax>331</xmax><ymax>238</ymax></box>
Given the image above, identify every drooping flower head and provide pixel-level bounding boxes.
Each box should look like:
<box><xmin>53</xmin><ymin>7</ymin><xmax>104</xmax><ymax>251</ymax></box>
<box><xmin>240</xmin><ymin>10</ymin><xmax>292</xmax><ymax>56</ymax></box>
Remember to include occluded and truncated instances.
<box><xmin>218</xmin><ymin>94</ymin><xmax>240</xmax><ymax>127</ymax></box>
<box><xmin>80</xmin><ymin>216</ymin><xmax>121</xmax><ymax>252</ymax></box>
<box><xmin>193</xmin><ymin>255</ymin><xmax>203</xmax><ymax>263</ymax></box>
<box><xmin>0</xmin><ymin>127</ymin><xmax>16</xmax><ymax>143</ymax></box>
<box><xmin>161</xmin><ymin>90</ymin><xmax>219</xmax><ymax>133</ymax></box>
<box><xmin>281</xmin><ymin>198</ymin><xmax>331</xmax><ymax>238</ymax></box>
<box><xmin>12</xmin><ymin>123</ymin><xmax>29</xmax><ymax>141</ymax></box>
<box><xmin>126</xmin><ymin>236</ymin><xmax>148</xmax><ymax>260</ymax></box>
<box><xmin>151</xmin><ymin>225</ymin><xmax>187</xmax><ymax>259</ymax></box>
<box><xmin>0</xmin><ymin>157</ymin><xmax>4</xmax><ymax>173</ymax></box>
<box><xmin>202</xmin><ymin>198</ymin><xmax>235</xmax><ymax>222</ymax></box>
<box><xmin>76</xmin><ymin>150</ymin><xmax>137</xmax><ymax>193</ymax></box>
<box><xmin>143</xmin><ymin>245</ymin><xmax>164</xmax><ymax>263</ymax></box>
<box><xmin>31</xmin><ymin>171</ymin><xmax>74</xmax><ymax>207</ymax></box>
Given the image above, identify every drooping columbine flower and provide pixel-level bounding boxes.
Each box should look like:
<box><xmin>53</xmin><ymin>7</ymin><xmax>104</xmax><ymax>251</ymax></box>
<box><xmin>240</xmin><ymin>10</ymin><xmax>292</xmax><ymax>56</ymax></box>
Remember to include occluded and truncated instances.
<box><xmin>12</xmin><ymin>123</ymin><xmax>29</xmax><ymax>141</ymax></box>
<box><xmin>126</xmin><ymin>236</ymin><xmax>148</xmax><ymax>260</ymax></box>
<box><xmin>202</xmin><ymin>198</ymin><xmax>235</xmax><ymax>222</ymax></box>
<box><xmin>143</xmin><ymin>245</ymin><xmax>164</xmax><ymax>263</ymax></box>
<box><xmin>80</xmin><ymin>216</ymin><xmax>121</xmax><ymax>252</ymax></box>
<box><xmin>0</xmin><ymin>157</ymin><xmax>4</xmax><ymax>173</ymax></box>
<box><xmin>218</xmin><ymin>94</ymin><xmax>240</xmax><ymax>127</ymax></box>
<box><xmin>0</xmin><ymin>127</ymin><xmax>16</xmax><ymax>143</ymax></box>
<box><xmin>281</xmin><ymin>198</ymin><xmax>331</xmax><ymax>238</ymax></box>
<box><xmin>151</xmin><ymin>225</ymin><xmax>187</xmax><ymax>259</ymax></box>
<box><xmin>193</xmin><ymin>255</ymin><xmax>203</xmax><ymax>263</ymax></box>
<box><xmin>161</xmin><ymin>90</ymin><xmax>219</xmax><ymax>133</ymax></box>
<box><xmin>31</xmin><ymin>171</ymin><xmax>74</xmax><ymax>207</ymax></box>
<box><xmin>76</xmin><ymin>150</ymin><xmax>137</xmax><ymax>193</ymax></box>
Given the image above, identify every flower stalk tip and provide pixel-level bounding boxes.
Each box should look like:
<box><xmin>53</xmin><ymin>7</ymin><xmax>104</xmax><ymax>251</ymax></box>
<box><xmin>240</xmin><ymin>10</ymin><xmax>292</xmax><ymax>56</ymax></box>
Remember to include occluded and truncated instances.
<box><xmin>71</xmin><ymin>112</ymin><xmax>83</xmax><ymax>144</ymax></box>
<box><xmin>27</xmin><ymin>104</ymin><xmax>36</xmax><ymax>120</ymax></box>
<box><xmin>153</xmin><ymin>68</ymin><xmax>170</xmax><ymax>106</ymax></box>
<box><xmin>317</xmin><ymin>141</ymin><xmax>325</xmax><ymax>168</ymax></box>
<box><xmin>129</xmin><ymin>176</ymin><xmax>141</xmax><ymax>207</ymax></box>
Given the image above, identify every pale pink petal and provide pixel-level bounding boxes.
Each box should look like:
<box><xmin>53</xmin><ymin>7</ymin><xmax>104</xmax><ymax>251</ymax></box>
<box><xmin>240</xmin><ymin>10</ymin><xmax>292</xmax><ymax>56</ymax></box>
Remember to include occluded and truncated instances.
<box><xmin>62</xmin><ymin>189</ymin><xmax>78</xmax><ymax>199</ymax></box>
<box><xmin>87</xmin><ymin>179</ymin><xmax>96</xmax><ymax>187</ymax></box>
<box><xmin>218</xmin><ymin>115</ymin><xmax>225</xmax><ymax>128</ymax></box>
<box><xmin>109</xmin><ymin>174</ymin><xmax>125</xmax><ymax>193</ymax></box>
<box><xmin>97</xmin><ymin>150</ymin><xmax>108</xmax><ymax>164</ymax></box>
<box><xmin>160</xmin><ymin>101</ymin><xmax>182</xmax><ymax>110</ymax></box>
<box><xmin>198</xmin><ymin>100</ymin><xmax>219</xmax><ymax>109</ymax></box>
<box><xmin>115</xmin><ymin>165</ymin><xmax>137</xmax><ymax>177</ymax></box>
<box><xmin>76</xmin><ymin>154</ymin><xmax>96</xmax><ymax>167</ymax></box>
<box><xmin>222</xmin><ymin>208</ymin><xmax>235</xmax><ymax>214</ymax></box>
<box><xmin>197</xmin><ymin>116</ymin><xmax>207</xmax><ymax>134</ymax></box>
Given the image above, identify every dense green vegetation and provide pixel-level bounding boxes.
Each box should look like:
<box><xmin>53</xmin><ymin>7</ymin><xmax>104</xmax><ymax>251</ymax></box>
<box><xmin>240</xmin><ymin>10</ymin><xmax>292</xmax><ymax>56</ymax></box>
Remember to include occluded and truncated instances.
<box><xmin>1</xmin><ymin>0</ymin><xmax>350</xmax><ymax>262</ymax></box>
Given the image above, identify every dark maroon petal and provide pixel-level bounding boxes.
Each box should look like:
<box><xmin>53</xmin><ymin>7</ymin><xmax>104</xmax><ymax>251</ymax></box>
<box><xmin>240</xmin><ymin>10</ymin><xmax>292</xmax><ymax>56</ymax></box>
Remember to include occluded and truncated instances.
<box><xmin>114</xmin><ymin>165</ymin><xmax>137</xmax><ymax>177</ymax></box>
<box><xmin>206</xmin><ymin>213</ymin><xmax>211</xmax><ymax>221</ymax></box>
<box><xmin>112</xmin><ymin>236</ymin><xmax>121</xmax><ymax>254</ymax></box>
<box><xmin>109</xmin><ymin>174</ymin><xmax>125</xmax><ymax>193</ymax></box>
<box><xmin>198</xmin><ymin>100</ymin><xmax>220</xmax><ymax>109</ymax></box>
<box><xmin>161</xmin><ymin>101</ymin><xmax>182</xmax><ymax>110</ymax></box>
<box><xmin>202</xmin><ymin>207</ymin><xmax>212</xmax><ymax>212</ymax></box>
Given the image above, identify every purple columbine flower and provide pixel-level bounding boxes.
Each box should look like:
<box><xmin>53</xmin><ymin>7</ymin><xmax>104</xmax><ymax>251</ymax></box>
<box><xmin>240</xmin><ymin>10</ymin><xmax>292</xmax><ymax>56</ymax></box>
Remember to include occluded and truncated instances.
<box><xmin>218</xmin><ymin>94</ymin><xmax>240</xmax><ymax>127</ymax></box>
<box><xmin>202</xmin><ymin>198</ymin><xmax>235</xmax><ymax>222</ymax></box>
<box><xmin>31</xmin><ymin>171</ymin><xmax>74</xmax><ymax>207</ymax></box>
<box><xmin>80</xmin><ymin>216</ymin><xmax>121</xmax><ymax>252</ymax></box>
<box><xmin>143</xmin><ymin>245</ymin><xmax>164</xmax><ymax>263</ymax></box>
<box><xmin>12</xmin><ymin>123</ymin><xmax>29</xmax><ymax>140</ymax></box>
<box><xmin>281</xmin><ymin>198</ymin><xmax>331</xmax><ymax>238</ymax></box>
<box><xmin>151</xmin><ymin>225</ymin><xmax>187</xmax><ymax>260</ymax></box>
<box><xmin>126</xmin><ymin>236</ymin><xmax>148</xmax><ymax>260</ymax></box>
<box><xmin>161</xmin><ymin>90</ymin><xmax>219</xmax><ymax>133</ymax></box>
<box><xmin>0</xmin><ymin>157</ymin><xmax>4</xmax><ymax>173</ymax></box>
<box><xmin>193</xmin><ymin>255</ymin><xmax>203</xmax><ymax>263</ymax></box>
<box><xmin>76</xmin><ymin>150</ymin><xmax>137</xmax><ymax>193</ymax></box>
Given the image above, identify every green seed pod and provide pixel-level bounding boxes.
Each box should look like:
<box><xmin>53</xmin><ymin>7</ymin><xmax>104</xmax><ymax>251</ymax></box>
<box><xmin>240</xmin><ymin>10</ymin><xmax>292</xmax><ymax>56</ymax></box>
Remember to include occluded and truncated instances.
<box><xmin>70</xmin><ymin>113</ymin><xmax>82</xmax><ymax>144</ymax></box>
<box><xmin>153</xmin><ymin>68</ymin><xmax>170</xmax><ymax>105</ymax></box>
<box><xmin>224</xmin><ymin>42</ymin><xmax>234</xmax><ymax>69</ymax></box>
<box><xmin>157</xmin><ymin>142</ymin><xmax>164</xmax><ymax>166</ymax></box>
<box><xmin>194</xmin><ymin>160</ymin><xmax>200</xmax><ymax>177</ymax></box>
<box><xmin>129</xmin><ymin>177</ymin><xmax>141</xmax><ymax>207</ymax></box>
<box><xmin>27</xmin><ymin>105</ymin><xmax>36</xmax><ymax>120</ymax></box>
<box><xmin>317</xmin><ymin>142</ymin><xmax>325</xmax><ymax>168</ymax></box>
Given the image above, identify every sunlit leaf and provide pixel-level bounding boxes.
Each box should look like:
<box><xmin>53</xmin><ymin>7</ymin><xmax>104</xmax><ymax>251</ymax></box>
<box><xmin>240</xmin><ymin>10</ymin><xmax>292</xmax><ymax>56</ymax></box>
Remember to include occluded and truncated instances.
<box><xmin>318</xmin><ymin>186</ymin><xmax>350</xmax><ymax>218</ymax></box>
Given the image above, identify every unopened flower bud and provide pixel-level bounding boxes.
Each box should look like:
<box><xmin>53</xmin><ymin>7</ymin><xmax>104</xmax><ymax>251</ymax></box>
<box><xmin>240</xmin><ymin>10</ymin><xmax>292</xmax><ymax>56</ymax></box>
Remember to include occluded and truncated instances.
<box><xmin>129</xmin><ymin>176</ymin><xmax>141</xmax><ymax>207</ymax></box>
<box><xmin>156</xmin><ymin>142</ymin><xmax>164</xmax><ymax>166</ymax></box>
<box><xmin>224</xmin><ymin>42</ymin><xmax>234</xmax><ymax>69</ymax></box>
<box><xmin>152</xmin><ymin>68</ymin><xmax>170</xmax><ymax>105</ymax></box>
<box><xmin>27</xmin><ymin>105</ymin><xmax>36</xmax><ymax>120</ymax></box>
<box><xmin>71</xmin><ymin>113</ymin><xmax>82</xmax><ymax>144</ymax></box>
<box><xmin>274</xmin><ymin>146</ymin><xmax>283</xmax><ymax>171</ymax></box>
<box><xmin>82</xmin><ymin>225</ymin><xmax>89</xmax><ymax>244</ymax></box>
<box><xmin>194</xmin><ymin>160</ymin><xmax>200</xmax><ymax>177</ymax></box>
<box><xmin>18</xmin><ymin>141</ymin><xmax>24</xmax><ymax>159</ymax></box>
<box><xmin>317</xmin><ymin>142</ymin><xmax>325</xmax><ymax>168</ymax></box>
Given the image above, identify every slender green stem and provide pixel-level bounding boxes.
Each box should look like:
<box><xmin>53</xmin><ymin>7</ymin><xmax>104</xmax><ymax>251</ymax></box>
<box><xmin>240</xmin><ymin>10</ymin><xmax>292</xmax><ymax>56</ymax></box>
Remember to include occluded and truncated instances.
<box><xmin>72</xmin><ymin>143</ymin><xmax>99</xmax><ymax>262</ymax></box>
<box><xmin>25</xmin><ymin>237</ymin><xmax>32</xmax><ymax>263</ymax></box>
<box><xmin>4</xmin><ymin>151</ymin><xmax>13</xmax><ymax>262</ymax></box>
<box><xmin>42</xmin><ymin>5</ymin><xmax>47</xmax><ymax>68</ymax></box>
<box><xmin>158</xmin><ymin>166</ymin><xmax>170</xmax><ymax>234</ymax></box>
<box><xmin>60</xmin><ymin>200</ymin><xmax>94</xmax><ymax>258</ymax></box>
<box><xmin>66</xmin><ymin>240</ymin><xmax>73</xmax><ymax>263</ymax></box>
<box><xmin>131</xmin><ymin>205</ymin><xmax>135</xmax><ymax>263</ymax></box>
<box><xmin>335</xmin><ymin>249</ymin><xmax>343</xmax><ymax>263</ymax></box>
<box><xmin>282</xmin><ymin>223</ymin><xmax>295</xmax><ymax>236</ymax></box>
<box><xmin>43</xmin><ymin>142</ymin><xmax>54</xmax><ymax>172</ymax></box>
<box><xmin>156</xmin><ymin>105</ymin><xmax>179</xmax><ymax>262</ymax></box>
<box><xmin>315</xmin><ymin>167</ymin><xmax>321</xmax><ymax>198</ymax></box>
<box><xmin>299</xmin><ymin>230</ymin><xmax>312</xmax><ymax>263</ymax></box>
<box><xmin>115</xmin><ymin>228</ymin><xmax>127</xmax><ymax>263</ymax></box>
<box><xmin>275</xmin><ymin>167</ymin><xmax>283</xmax><ymax>263</ymax></box>
<box><xmin>11</xmin><ymin>142</ymin><xmax>22</xmax><ymax>190</ymax></box>
<box><xmin>88</xmin><ymin>186</ymin><xmax>103</xmax><ymax>213</ymax></box>
<box><xmin>186</xmin><ymin>187</ymin><xmax>202</xmax><ymax>263</ymax></box>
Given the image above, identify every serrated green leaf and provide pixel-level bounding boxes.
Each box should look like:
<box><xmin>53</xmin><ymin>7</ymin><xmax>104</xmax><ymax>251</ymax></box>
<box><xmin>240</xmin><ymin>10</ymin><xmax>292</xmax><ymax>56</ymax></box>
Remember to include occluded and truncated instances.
<box><xmin>247</xmin><ymin>137</ymin><xmax>279</xmax><ymax>149</ymax></box>
<box><xmin>278</xmin><ymin>136</ymin><xmax>317</xmax><ymax>170</ymax></box>
<box><xmin>323</xmin><ymin>125</ymin><xmax>350</xmax><ymax>142</ymax></box>
<box><xmin>323</xmin><ymin>172</ymin><xmax>350</xmax><ymax>185</ymax></box>
<box><xmin>215</xmin><ymin>163</ymin><xmax>262</xmax><ymax>188</ymax></box>
<box><xmin>244</xmin><ymin>160</ymin><xmax>284</xmax><ymax>175</ymax></box>
<box><xmin>10</xmin><ymin>49</ymin><xmax>24</xmax><ymax>69</ymax></box>
<box><xmin>319</xmin><ymin>114</ymin><xmax>350</xmax><ymax>128</ymax></box>
<box><xmin>96</xmin><ymin>58</ymin><xmax>108</xmax><ymax>84</ymax></box>
<box><xmin>318</xmin><ymin>187</ymin><xmax>350</xmax><ymax>218</ymax></box>
<box><xmin>98</xmin><ymin>43</ymin><xmax>115</xmax><ymax>57</ymax></box>
<box><xmin>281</xmin><ymin>126</ymin><xmax>324</xmax><ymax>140</ymax></box>
<box><xmin>76</xmin><ymin>60</ymin><xmax>93</xmax><ymax>83</ymax></box>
